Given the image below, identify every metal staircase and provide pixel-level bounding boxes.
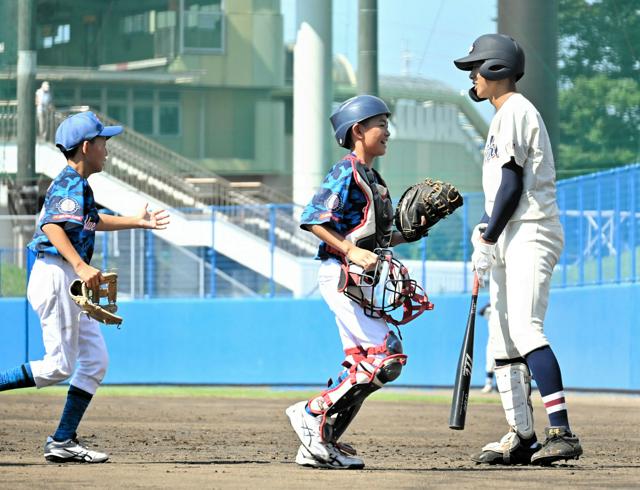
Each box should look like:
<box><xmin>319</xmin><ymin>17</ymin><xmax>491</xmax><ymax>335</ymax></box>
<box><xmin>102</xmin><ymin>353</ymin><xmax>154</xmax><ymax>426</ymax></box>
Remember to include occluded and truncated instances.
<box><xmin>33</xmin><ymin>107</ymin><xmax>318</xmax><ymax>258</ymax></box>
<box><xmin>1</xmin><ymin>103</ymin><xmax>321</xmax><ymax>295</ymax></box>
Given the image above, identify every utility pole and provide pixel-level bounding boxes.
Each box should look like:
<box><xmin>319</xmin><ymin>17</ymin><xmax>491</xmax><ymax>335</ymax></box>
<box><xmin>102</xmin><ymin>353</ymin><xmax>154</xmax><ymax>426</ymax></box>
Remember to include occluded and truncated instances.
<box><xmin>358</xmin><ymin>0</ymin><xmax>378</xmax><ymax>95</ymax></box>
<box><xmin>14</xmin><ymin>0</ymin><xmax>38</xmax><ymax>262</ymax></box>
<box><xmin>17</xmin><ymin>0</ymin><xmax>36</xmax><ymax>189</ymax></box>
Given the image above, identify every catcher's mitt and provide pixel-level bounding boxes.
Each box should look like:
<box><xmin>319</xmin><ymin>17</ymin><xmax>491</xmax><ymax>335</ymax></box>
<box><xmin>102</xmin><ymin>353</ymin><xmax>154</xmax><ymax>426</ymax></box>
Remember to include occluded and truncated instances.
<box><xmin>69</xmin><ymin>272</ymin><xmax>123</xmax><ymax>326</ymax></box>
<box><xmin>394</xmin><ymin>179</ymin><xmax>463</xmax><ymax>242</ymax></box>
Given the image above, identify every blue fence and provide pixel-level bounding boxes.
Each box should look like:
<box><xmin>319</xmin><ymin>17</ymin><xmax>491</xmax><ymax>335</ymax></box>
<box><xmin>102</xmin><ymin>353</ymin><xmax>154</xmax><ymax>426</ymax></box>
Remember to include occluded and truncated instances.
<box><xmin>1</xmin><ymin>164</ymin><xmax>639</xmax><ymax>297</ymax></box>
<box><xmin>391</xmin><ymin>163</ymin><xmax>640</xmax><ymax>290</ymax></box>
<box><xmin>1</xmin><ymin>282</ymin><xmax>639</xmax><ymax>390</ymax></box>
<box><xmin>555</xmin><ymin>163</ymin><xmax>639</xmax><ymax>287</ymax></box>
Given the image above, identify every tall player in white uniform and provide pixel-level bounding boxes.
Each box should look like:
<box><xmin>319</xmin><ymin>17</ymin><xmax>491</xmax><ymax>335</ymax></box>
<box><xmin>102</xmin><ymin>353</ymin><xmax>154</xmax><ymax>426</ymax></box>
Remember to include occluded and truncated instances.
<box><xmin>454</xmin><ymin>34</ymin><xmax>583</xmax><ymax>466</ymax></box>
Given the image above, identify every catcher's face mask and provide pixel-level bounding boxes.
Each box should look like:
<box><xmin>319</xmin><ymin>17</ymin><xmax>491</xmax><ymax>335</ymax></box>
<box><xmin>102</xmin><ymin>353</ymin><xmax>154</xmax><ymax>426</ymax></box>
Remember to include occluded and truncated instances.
<box><xmin>337</xmin><ymin>249</ymin><xmax>433</xmax><ymax>326</ymax></box>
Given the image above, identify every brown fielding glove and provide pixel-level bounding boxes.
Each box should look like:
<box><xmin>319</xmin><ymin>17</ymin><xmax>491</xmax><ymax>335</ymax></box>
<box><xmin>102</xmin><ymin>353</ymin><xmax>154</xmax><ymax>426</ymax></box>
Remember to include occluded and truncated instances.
<box><xmin>394</xmin><ymin>178</ymin><xmax>464</xmax><ymax>242</ymax></box>
<box><xmin>69</xmin><ymin>272</ymin><xmax>123</xmax><ymax>326</ymax></box>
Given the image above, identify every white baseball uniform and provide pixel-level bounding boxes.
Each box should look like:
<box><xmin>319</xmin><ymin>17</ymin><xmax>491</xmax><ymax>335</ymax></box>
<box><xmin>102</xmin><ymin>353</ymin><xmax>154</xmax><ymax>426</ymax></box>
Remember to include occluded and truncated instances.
<box><xmin>483</xmin><ymin>93</ymin><xmax>564</xmax><ymax>359</ymax></box>
<box><xmin>28</xmin><ymin>255</ymin><xmax>108</xmax><ymax>394</ymax></box>
<box><xmin>318</xmin><ymin>258</ymin><xmax>390</xmax><ymax>352</ymax></box>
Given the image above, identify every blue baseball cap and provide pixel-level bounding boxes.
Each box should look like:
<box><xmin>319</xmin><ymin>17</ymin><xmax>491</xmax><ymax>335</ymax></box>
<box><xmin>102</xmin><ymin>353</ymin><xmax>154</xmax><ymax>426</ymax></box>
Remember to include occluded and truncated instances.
<box><xmin>55</xmin><ymin>111</ymin><xmax>123</xmax><ymax>151</ymax></box>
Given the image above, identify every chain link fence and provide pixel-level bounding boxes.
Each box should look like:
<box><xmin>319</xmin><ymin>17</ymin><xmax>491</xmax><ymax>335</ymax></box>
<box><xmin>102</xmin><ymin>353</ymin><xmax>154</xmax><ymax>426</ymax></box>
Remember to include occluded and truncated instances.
<box><xmin>1</xmin><ymin>163</ymin><xmax>638</xmax><ymax>297</ymax></box>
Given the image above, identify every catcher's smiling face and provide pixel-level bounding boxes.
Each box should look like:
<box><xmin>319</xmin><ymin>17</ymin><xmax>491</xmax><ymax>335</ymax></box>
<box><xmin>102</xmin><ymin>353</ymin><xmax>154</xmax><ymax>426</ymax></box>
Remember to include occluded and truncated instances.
<box><xmin>352</xmin><ymin>114</ymin><xmax>390</xmax><ymax>165</ymax></box>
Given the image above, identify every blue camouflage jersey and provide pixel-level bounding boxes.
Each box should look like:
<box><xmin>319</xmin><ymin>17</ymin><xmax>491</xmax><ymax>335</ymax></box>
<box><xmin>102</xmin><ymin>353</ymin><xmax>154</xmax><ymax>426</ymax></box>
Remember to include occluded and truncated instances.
<box><xmin>27</xmin><ymin>165</ymin><xmax>100</xmax><ymax>263</ymax></box>
<box><xmin>301</xmin><ymin>154</ymin><xmax>388</xmax><ymax>261</ymax></box>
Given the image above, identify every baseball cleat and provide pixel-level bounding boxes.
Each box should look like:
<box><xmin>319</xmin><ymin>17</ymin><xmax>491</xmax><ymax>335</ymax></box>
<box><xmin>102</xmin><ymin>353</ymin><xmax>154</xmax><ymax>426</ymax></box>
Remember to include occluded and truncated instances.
<box><xmin>530</xmin><ymin>426</ymin><xmax>583</xmax><ymax>466</ymax></box>
<box><xmin>286</xmin><ymin>401</ymin><xmax>330</xmax><ymax>463</ymax></box>
<box><xmin>471</xmin><ymin>431</ymin><xmax>540</xmax><ymax>465</ymax></box>
<box><xmin>295</xmin><ymin>443</ymin><xmax>364</xmax><ymax>469</ymax></box>
<box><xmin>44</xmin><ymin>436</ymin><xmax>109</xmax><ymax>463</ymax></box>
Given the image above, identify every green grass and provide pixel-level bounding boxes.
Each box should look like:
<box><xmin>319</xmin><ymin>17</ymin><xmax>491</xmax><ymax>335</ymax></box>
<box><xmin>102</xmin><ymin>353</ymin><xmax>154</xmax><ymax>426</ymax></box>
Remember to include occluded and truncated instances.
<box><xmin>2</xmin><ymin>385</ymin><xmax>501</xmax><ymax>405</ymax></box>
<box><xmin>0</xmin><ymin>262</ymin><xmax>26</xmax><ymax>297</ymax></box>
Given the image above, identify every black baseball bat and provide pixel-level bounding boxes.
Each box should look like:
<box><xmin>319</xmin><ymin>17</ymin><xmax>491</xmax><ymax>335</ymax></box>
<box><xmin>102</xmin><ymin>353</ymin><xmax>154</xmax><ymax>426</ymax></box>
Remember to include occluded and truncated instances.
<box><xmin>448</xmin><ymin>272</ymin><xmax>480</xmax><ymax>430</ymax></box>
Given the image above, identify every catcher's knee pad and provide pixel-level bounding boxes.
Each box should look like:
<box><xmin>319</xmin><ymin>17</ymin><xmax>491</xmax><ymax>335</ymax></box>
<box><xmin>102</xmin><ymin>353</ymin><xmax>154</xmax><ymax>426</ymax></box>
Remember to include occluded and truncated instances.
<box><xmin>495</xmin><ymin>362</ymin><xmax>534</xmax><ymax>439</ymax></box>
<box><xmin>308</xmin><ymin>332</ymin><xmax>407</xmax><ymax>442</ymax></box>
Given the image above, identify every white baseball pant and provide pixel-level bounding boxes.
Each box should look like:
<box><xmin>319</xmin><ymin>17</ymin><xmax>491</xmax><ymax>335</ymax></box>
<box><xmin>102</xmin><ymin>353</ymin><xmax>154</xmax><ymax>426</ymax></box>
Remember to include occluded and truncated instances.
<box><xmin>488</xmin><ymin>217</ymin><xmax>564</xmax><ymax>359</ymax></box>
<box><xmin>317</xmin><ymin>258</ymin><xmax>390</xmax><ymax>352</ymax></box>
<box><xmin>27</xmin><ymin>254</ymin><xmax>109</xmax><ymax>395</ymax></box>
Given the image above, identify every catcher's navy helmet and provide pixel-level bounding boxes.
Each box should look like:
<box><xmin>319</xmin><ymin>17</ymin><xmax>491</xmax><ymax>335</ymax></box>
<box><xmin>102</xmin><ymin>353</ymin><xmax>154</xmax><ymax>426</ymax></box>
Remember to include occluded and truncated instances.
<box><xmin>454</xmin><ymin>34</ymin><xmax>525</xmax><ymax>82</ymax></box>
<box><xmin>330</xmin><ymin>95</ymin><xmax>390</xmax><ymax>148</ymax></box>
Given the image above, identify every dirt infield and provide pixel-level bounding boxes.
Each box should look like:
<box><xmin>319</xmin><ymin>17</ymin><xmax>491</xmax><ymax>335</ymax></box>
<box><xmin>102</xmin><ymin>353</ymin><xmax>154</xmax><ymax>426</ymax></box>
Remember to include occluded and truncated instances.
<box><xmin>1</xmin><ymin>389</ymin><xmax>639</xmax><ymax>489</ymax></box>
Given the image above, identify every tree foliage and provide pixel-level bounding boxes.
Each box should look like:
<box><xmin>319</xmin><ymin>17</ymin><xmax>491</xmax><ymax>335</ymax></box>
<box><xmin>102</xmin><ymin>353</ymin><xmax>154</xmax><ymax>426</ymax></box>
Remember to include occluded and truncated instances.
<box><xmin>558</xmin><ymin>0</ymin><xmax>640</xmax><ymax>175</ymax></box>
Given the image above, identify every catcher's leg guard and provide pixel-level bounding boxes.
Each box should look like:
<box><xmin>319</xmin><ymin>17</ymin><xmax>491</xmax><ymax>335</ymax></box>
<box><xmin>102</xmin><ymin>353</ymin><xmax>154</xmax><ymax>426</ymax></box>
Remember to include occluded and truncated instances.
<box><xmin>308</xmin><ymin>332</ymin><xmax>407</xmax><ymax>443</ymax></box>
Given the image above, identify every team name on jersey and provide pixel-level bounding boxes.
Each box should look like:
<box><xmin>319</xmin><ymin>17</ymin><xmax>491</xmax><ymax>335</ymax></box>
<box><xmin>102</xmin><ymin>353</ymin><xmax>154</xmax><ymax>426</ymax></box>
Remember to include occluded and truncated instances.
<box><xmin>485</xmin><ymin>135</ymin><xmax>499</xmax><ymax>161</ymax></box>
<box><xmin>83</xmin><ymin>216</ymin><xmax>97</xmax><ymax>231</ymax></box>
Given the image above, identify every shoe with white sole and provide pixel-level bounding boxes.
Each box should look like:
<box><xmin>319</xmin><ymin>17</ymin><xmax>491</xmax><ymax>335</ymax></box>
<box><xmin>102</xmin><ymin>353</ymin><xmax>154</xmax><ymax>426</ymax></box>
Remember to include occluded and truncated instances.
<box><xmin>286</xmin><ymin>401</ymin><xmax>330</xmax><ymax>463</ymax></box>
<box><xmin>295</xmin><ymin>443</ymin><xmax>364</xmax><ymax>469</ymax></box>
<box><xmin>44</xmin><ymin>436</ymin><xmax>109</xmax><ymax>463</ymax></box>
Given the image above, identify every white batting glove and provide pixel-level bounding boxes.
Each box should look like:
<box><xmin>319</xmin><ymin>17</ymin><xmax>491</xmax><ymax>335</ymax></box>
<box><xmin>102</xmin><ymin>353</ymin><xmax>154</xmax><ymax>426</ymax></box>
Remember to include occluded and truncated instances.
<box><xmin>472</xmin><ymin>240</ymin><xmax>496</xmax><ymax>286</ymax></box>
<box><xmin>471</xmin><ymin>223</ymin><xmax>487</xmax><ymax>247</ymax></box>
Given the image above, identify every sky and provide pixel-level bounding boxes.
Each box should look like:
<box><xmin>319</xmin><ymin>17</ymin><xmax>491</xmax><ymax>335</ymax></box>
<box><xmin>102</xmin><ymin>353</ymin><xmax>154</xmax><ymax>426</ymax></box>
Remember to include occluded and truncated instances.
<box><xmin>281</xmin><ymin>0</ymin><xmax>497</xmax><ymax>121</ymax></box>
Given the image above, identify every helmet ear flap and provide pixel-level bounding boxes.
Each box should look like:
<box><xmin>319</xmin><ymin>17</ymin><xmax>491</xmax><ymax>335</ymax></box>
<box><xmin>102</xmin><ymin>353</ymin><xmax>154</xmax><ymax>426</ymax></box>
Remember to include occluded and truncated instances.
<box><xmin>479</xmin><ymin>59</ymin><xmax>518</xmax><ymax>81</ymax></box>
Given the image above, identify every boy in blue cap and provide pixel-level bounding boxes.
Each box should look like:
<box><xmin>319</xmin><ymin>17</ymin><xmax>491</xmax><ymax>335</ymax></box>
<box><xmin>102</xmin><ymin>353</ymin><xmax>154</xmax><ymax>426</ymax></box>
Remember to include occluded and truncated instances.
<box><xmin>0</xmin><ymin>111</ymin><xmax>170</xmax><ymax>463</ymax></box>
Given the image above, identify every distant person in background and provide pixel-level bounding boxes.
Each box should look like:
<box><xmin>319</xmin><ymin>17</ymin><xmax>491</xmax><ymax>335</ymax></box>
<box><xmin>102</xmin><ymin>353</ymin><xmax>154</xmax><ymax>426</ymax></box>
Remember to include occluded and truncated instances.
<box><xmin>35</xmin><ymin>81</ymin><xmax>53</xmax><ymax>139</ymax></box>
<box><xmin>478</xmin><ymin>302</ymin><xmax>497</xmax><ymax>393</ymax></box>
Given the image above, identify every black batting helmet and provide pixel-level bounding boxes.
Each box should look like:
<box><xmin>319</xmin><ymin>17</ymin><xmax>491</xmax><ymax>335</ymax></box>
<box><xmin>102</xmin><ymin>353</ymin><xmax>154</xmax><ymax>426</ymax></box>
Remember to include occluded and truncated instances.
<box><xmin>454</xmin><ymin>33</ymin><xmax>525</xmax><ymax>82</ymax></box>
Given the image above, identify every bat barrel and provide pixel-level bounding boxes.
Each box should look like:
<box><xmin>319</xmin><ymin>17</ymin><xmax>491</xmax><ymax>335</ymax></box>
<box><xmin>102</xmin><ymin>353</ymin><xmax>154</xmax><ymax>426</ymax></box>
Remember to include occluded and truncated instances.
<box><xmin>448</xmin><ymin>272</ymin><xmax>479</xmax><ymax>430</ymax></box>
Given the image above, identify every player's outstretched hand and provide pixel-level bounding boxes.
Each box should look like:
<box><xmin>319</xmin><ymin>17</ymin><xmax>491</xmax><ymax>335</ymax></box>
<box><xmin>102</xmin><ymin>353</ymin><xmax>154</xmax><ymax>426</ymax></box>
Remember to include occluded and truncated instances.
<box><xmin>75</xmin><ymin>263</ymin><xmax>104</xmax><ymax>289</ymax></box>
<box><xmin>346</xmin><ymin>247</ymin><xmax>379</xmax><ymax>271</ymax></box>
<box><xmin>138</xmin><ymin>203</ymin><xmax>171</xmax><ymax>230</ymax></box>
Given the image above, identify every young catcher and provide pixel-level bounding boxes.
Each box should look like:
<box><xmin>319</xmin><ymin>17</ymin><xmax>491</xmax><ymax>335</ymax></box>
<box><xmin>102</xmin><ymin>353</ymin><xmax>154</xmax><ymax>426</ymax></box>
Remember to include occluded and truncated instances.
<box><xmin>285</xmin><ymin>95</ymin><xmax>460</xmax><ymax>469</ymax></box>
<box><xmin>454</xmin><ymin>33</ymin><xmax>582</xmax><ymax>466</ymax></box>
<box><xmin>285</xmin><ymin>95</ymin><xmax>401</xmax><ymax>470</ymax></box>
<box><xmin>0</xmin><ymin>111</ymin><xmax>169</xmax><ymax>463</ymax></box>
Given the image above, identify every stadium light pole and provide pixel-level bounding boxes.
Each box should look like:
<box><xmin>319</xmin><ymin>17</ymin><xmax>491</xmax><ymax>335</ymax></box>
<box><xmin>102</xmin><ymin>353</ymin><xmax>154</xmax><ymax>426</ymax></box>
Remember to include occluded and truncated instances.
<box><xmin>358</xmin><ymin>0</ymin><xmax>378</xmax><ymax>96</ymax></box>
<box><xmin>17</xmin><ymin>0</ymin><xmax>37</xmax><ymax>191</ymax></box>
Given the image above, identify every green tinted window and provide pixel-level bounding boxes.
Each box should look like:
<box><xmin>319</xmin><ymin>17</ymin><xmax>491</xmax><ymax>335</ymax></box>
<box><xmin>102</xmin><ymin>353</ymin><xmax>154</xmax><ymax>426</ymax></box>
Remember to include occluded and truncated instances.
<box><xmin>182</xmin><ymin>1</ymin><xmax>223</xmax><ymax>51</ymax></box>
<box><xmin>107</xmin><ymin>104</ymin><xmax>127</xmax><ymax>125</ymax></box>
<box><xmin>133</xmin><ymin>106</ymin><xmax>153</xmax><ymax>134</ymax></box>
<box><xmin>133</xmin><ymin>89</ymin><xmax>153</xmax><ymax>100</ymax></box>
<box><xmin>159</xmin><ymin>105</ymin><xmax>179</xmax><ymax>135</ymax></box>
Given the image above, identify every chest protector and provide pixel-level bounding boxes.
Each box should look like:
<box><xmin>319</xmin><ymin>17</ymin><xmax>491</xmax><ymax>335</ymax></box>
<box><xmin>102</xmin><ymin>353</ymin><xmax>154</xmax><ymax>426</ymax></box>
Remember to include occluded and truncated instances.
<box><xmin>343</xmin><ymin>155</ymin><xmax>394</xmax><ymax>251</ymax></box>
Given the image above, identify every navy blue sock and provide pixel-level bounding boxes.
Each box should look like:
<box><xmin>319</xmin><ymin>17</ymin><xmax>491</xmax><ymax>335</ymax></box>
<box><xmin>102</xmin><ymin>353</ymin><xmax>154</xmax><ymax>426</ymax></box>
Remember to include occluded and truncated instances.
<box><xmin>525</xmin><ymin>346</ymin><xmax>570</xmax><ymax>429</ymax></box>
<box><xmin>53</xmin><ymin>385</ymin><xmax>93</xmax><ymax>442</ymax></box>
<box><xmin>0</xmin><ymin>364</ymin><xmax>35</xmax><ymax>392</ymax></box>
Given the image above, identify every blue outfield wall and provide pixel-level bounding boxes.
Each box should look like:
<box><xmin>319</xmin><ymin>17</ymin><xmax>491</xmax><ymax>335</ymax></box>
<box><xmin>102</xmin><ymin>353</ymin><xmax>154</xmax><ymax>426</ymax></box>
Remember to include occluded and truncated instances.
<box><xmin>1</xmin><ymin>283</ymin><xmax>638</xmax><ymax>391</ymax></box>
